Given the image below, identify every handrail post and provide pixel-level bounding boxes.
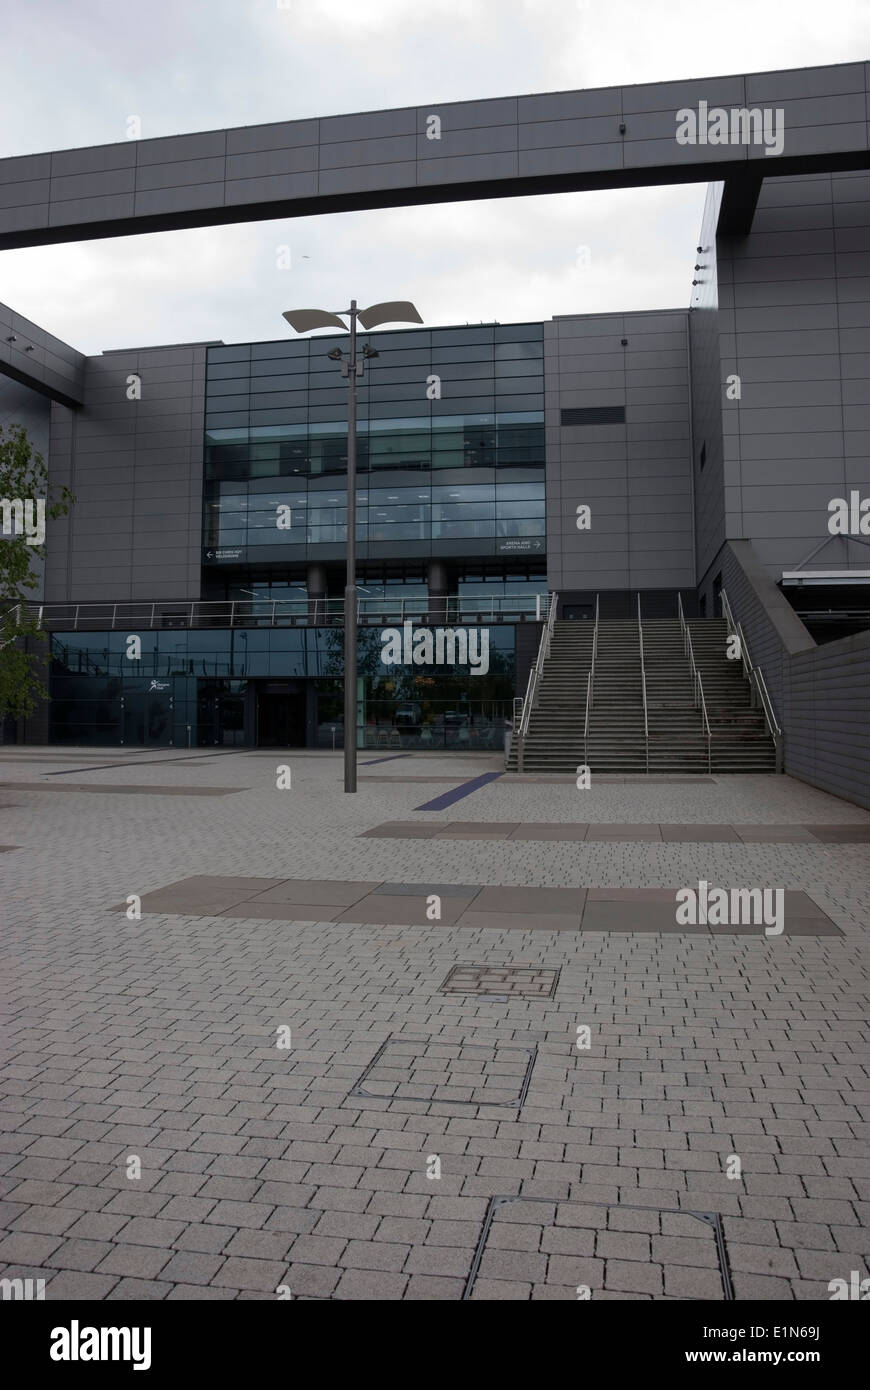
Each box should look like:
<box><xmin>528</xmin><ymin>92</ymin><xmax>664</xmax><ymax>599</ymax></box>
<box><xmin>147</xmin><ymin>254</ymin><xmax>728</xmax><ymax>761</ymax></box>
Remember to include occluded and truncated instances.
<box><xmin>637</xmin><ymin>592</ymin><xmax>649</xmax><ymax>772</ymax></box>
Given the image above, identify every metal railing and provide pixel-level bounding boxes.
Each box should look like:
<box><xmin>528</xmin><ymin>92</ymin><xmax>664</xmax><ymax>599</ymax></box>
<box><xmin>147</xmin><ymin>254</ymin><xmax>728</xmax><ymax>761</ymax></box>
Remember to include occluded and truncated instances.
<box><xmin>1</xmin><ymin>604</ymin><xmax>22</xmax><ymax>650</ymax></box>
<box><xmin>583</xmin><ymin>594</ymin><xmax>599</xmax><ymax>767</ymax></box>
<box><xmin>514</xmin><ymin>591</ymin><xmax>558</xmax><ymax>771</ymax></box>
<box><xmin>720</xmin><ymin>587</ymin><xmax>783</xmax><ymax>771</ymax></box>
<box><xmin>678</xmin><ymin>593</ymin><xmax>712</xmax><ymax>772</ymax></box>
<box><xmin>19</xmin><ymin>593</ymin><xmax>553</xmax><ymax>632</ymax></box>
<box><xmin>637</xmin><ymin>593</ymin><xmax>649</xmax><ymax>772</ymax></box>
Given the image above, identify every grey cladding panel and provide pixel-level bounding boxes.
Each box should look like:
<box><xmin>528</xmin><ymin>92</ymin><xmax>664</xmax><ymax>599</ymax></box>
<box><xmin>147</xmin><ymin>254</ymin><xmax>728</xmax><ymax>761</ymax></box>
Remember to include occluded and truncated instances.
<box><xmin>1</xmin><ymin>62</ymin><xmax>867</xmax><ymax>247</ymax></box>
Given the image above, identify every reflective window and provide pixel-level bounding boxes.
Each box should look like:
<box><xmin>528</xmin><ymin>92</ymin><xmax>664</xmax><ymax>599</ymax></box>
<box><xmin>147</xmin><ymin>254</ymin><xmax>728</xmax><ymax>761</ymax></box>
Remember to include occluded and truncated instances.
<box><xmin>205</xmin><ymin>330</ymin><xmax>547</xmax><ymax>549</ymax></box>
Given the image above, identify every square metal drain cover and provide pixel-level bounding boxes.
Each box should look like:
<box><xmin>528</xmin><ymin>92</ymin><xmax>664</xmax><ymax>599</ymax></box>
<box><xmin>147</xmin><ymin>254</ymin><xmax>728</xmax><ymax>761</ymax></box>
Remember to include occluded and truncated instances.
<box><xmin>440</xmin><ymin>964</ymin><xmax>560</xmax><ymax>999</ymax></box>
<box><xmin>463</xmin><ymin>1196</ymin><xmax>733</xmax><ymax>1300</ymax></box>
<box><xmin>349</xmin><ymin>1035</ymin><xmax>537</xmax><ymax>1108</ymax></box>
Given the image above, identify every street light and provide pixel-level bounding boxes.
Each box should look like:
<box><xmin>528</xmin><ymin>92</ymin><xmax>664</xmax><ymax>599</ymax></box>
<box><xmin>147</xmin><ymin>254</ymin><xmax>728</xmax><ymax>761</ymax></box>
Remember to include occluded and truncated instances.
<box><xmin>282</xmin><ymin>300</ymin><xmax>423</xmax><ymax>792</ymax></box>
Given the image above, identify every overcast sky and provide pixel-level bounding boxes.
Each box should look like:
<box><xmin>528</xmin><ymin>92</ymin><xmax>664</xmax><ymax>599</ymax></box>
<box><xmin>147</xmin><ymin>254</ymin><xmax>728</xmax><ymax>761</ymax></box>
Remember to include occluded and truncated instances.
<box><xmin>1</xmin><ymin>0</ymin><xmax>867</xmax><ymax>353</ymax></box>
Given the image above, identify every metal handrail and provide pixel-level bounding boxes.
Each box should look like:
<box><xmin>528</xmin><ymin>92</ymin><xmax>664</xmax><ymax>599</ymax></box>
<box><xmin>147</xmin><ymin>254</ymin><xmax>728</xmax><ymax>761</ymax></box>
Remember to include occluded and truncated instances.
<box><xmin>17</xmin><ymin>592</ymin><xmax>554</xmax><ymax>632</ymax></box>
<box><xmin>720</xmin><ymin>587</ymin><xmax>782</xmax><ymax>757</ymax></box>
<box><xmin>584</xmin><ymin>593</ymin><xmax>600</xmax><ymax>766</ymax></box>
<box><xmin>518</xmin><ymin>591</ymin><xmax>557</xmax><ymax>742</ymax></box>
<box><xmin>697</xmin><ymin>669</ymin><xmax>712</xmax><ymax>773</ymax></box>
<box><xmin>637</xmin><ymin>592</ymin><xmax>649</xmax><ymax>772</ymax></box>
<box><xmin>0</xmin><ymin>603</ymin><xmax>22</xmax><ymax>649</ymax></box>
<box><xmin>681</xmin><ymin>606</ymin><xmax>712</xmax><ymax>769</ymax></box>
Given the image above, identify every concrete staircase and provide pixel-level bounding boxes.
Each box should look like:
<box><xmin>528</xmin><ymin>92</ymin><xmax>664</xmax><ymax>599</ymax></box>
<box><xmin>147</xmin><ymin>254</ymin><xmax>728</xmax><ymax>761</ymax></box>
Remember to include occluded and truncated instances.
<box><xmin>644</xmin><ymin>620</ymin><xmax>711</xmax><ymax>772</ymax></box>
<box><xmin>506</xmin><ymin>620</ymin><xmax>593</xmax><ymax>771</ymax></box>
<box><xmin>688</xmin><ymin>619</ymin><xmax>776</xmax><ymax>771</ymax></box>
<box><xmin>586</xmin><ymin>620</ymin><xmax>646</xmax><ymax>772</ymax></box>
<box><xmin>508</xmin><ymin>616</ymin><xmax>776</xmax><ymax>773</ymax></box>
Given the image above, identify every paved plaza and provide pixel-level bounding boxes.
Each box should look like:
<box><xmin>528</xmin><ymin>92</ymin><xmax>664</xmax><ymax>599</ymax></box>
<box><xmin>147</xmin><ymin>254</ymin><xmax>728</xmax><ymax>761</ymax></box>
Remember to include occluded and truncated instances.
<box><xmin>1</xmin><ymin>748</ymin><xmax>868</xmax><ymax>1300</ymax></box>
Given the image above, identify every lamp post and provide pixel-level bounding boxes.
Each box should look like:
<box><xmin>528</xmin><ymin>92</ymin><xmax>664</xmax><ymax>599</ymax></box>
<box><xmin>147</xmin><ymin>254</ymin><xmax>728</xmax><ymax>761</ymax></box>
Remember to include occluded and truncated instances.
<box><xmin>282</xmin><ymin>300</ymin><xmax>423</xmax><ymax>792</ymax></box>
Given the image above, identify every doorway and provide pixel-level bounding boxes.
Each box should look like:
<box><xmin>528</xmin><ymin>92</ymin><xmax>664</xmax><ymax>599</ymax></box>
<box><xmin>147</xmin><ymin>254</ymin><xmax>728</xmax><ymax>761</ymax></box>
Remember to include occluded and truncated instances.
<box><xmin>122</xmin><ymin>685</ymin><xmax>174</xmax><ymax>746</ymax></box>
<box><xmin>256</xmin><ymin>689</ymin><xmax>307</xmax><ymax>747</ymax></box>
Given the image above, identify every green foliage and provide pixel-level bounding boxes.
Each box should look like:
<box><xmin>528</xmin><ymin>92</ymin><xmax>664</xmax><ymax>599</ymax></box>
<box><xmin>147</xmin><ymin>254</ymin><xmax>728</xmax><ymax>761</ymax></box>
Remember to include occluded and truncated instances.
<box><xmin>0</xmin><ymin>425</ymin><xmax>73</xmax><ymax>719</ymax></box>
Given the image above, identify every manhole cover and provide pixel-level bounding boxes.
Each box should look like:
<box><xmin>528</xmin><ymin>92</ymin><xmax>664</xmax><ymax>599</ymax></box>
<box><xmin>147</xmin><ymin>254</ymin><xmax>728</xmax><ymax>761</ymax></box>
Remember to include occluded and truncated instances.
<box><xmin>348</xmin><ymin>1035</ymin><xmax>538</xmax><ymax>1108</ymax></box>
<box><xmin>463</xmin><ymin>1196</ymin><xmax>733</xmax><ymax>1300</ymax></box>
<box><xmin>440</xmin><ymin>964</ymin><xmax>560</xmax><ymax>999</ymax></box>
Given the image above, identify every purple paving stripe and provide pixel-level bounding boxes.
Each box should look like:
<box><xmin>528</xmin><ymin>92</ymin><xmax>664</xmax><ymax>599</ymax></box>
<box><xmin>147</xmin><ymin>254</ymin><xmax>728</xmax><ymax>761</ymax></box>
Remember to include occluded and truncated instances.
<box><xmin>415</xmin><ymin>770</ymin><xmax>503</xmax><ymax>810</ymax></box>
<box><xmin>361</xmin><ymin>753</ymin><xmax>413</xmax><ymax>766</ymax></box>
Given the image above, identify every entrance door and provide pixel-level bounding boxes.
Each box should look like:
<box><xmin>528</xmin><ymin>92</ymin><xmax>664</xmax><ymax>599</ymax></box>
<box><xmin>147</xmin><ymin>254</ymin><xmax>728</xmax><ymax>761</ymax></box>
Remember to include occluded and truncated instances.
<box><xmin>257</xmin><ymin>690</ymin><xmax>306</xmax><ymax>747</ymax></box>
<box><xmin>121</xmin><ymin>686</ymin><xmax>173</xmax><ymax>746</ymax></box>
<box><xmin>563</xmin><ymin>603</ymin><xmax>594</xmax><ymax>620</ymax></box>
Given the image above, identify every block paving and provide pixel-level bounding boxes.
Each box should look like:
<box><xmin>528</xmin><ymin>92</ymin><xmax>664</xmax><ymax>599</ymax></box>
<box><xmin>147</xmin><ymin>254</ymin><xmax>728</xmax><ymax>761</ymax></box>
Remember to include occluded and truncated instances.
<box><xmin>0</xmin><ymin>748</ymin><xmax>868</xmax><ymax>1300</ymax></box>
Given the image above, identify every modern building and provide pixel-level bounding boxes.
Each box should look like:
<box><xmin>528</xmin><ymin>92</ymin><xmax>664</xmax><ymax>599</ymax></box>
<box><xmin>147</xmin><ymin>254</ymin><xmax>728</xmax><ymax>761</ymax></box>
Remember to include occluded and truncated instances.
<box><xmin>1</xmin><ymin>61</ymin><xmax>869</xmax><ymax>805</ymax></box>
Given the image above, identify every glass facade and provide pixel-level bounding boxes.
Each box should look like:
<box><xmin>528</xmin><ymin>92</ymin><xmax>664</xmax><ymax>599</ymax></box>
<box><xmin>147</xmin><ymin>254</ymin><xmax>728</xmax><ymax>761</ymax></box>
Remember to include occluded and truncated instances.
<box><xmin>203</xmin><ymin>322</ymin><xmax>545</xmax><ymax>559</ymax></box>
<box><xmin>49</xmin><ymin>628</ymin><xmax>515</xmax><ymax>749</ymax></box>
<box><xmin>204</xmin><ymin>478</ymin><xmax>545</xmax><ymax>550</ymax></box>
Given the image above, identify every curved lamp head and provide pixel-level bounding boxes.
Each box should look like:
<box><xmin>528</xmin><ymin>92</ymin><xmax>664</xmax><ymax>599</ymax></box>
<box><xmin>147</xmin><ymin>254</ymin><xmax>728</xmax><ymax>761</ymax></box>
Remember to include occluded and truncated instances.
<box><xmin>282</xmin><ymin>308</ymin><xmax>348</xmax><ymax>333</ymax></box>
<box><xmin>356</xmin><ymin>300</ymin><xmax>423</xmax><ymax>330</ymax></box>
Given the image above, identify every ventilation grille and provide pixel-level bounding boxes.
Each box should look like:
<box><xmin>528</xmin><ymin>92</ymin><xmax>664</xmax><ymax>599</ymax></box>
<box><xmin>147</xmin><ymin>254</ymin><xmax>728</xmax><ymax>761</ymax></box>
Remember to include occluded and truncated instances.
<box><xmin>561</xmin><ymin>406</ymin><xmax>626</xmax><ymax>426</ymax></box>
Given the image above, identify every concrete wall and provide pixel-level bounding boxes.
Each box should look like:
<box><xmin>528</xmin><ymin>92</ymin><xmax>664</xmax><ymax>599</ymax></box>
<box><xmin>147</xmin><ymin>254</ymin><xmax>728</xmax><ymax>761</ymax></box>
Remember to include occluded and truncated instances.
<box><xmin>718</xmin><ymin>539</ymin><xmax>870</xmax><ymax>809</ymax></box>
<box><xmin>45</xmin><ymin>344</ymin><xmax>210</xmax><ymax>602</ymax></box>
<box><xmin>545</xmin><ymin>309</ymin><xmax>694</xmax><ymax>594</ymax></box>
<box><xmin>717</xmin><ymin>169</ymin><xmax>870</xmax><ymax>580</ymax></box>
<box><xmin>719</xmin><ymin>539</ymin><xmax>814</xmax><ymax>721</ymax></box>
<box><xmin>787</xmin><ymin>628</ymin><xmax>870</xmax><ymax>808</ymax></box>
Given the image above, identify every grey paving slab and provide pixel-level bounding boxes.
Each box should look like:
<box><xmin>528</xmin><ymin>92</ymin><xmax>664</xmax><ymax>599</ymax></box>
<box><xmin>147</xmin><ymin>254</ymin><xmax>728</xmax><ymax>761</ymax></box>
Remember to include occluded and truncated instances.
<box><xmin>472</xmin><ymin>886</ymin><xmax>585</xmax><ymax>915</ymax></box>
<box><xmin>433</xmin><ymin>822</ymin><xmax>520</xmax><ymax>839</ymax></box>
<box><xmin>342</xmin><ymin>894</ymin><xmax>475</xmax><ymax>927</ymax></box>
<box><xmin>580</xmin><ymin>902</ymin><xmax>693</xmax><ymax>933</ymax></box>
<box><xmin>375</xmin><ymin>882</ymin><xmax>483</xmax><ymax>897</ymax></box>
<box><xmin>584</xmin><ymin>825</ymin><xmax>664</xmax><ymax>841</ymax></box>
<box><xmin>659</xmin><ymin>825</ymin><xmax>741</xmax><ymax>842</ymax></box>
<box><xmin>249</xmin><ymin>880</ymin><xmax>381</xmax><ymax>905</ymax></box>
<box><xmin>506</xmin><ymin>823</ymin><xmax>589</xmax><ymax>839</ymax></box>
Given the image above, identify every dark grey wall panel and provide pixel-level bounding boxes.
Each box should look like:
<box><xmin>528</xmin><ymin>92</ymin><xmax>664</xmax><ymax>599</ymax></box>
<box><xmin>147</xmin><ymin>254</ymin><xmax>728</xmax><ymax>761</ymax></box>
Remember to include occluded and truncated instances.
<box><xmin>45</xmin><ymin>345</ymin><xmax>209</xmax><ymax>602</ymax></box>
<box><xmin>787</xmin><ymin>630</ymin><xmax>870</xmax><ymax>808</ymax></box>
<box><xmin>0</xmin><ymin>63</ymin><xmax>867</xmax><ymax>248</ymax></box>
<box><xmin>715</xmin><ymin>170</ymin><xmax>870</xmax><ymax>580</ymax></box>
<box><xmin>546</xmin><ymin>309</ymin><xmax>694</xmax><ymax>593</ymax></box>
<box><xmin>0</xmin><ymin>300</ymin><xmax>85</xmax><ymax>406</ymax></box>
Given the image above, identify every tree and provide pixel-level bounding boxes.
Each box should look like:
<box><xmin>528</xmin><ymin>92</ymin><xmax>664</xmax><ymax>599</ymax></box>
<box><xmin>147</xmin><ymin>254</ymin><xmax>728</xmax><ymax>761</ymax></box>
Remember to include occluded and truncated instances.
<box><xmin>0</xmin><ymin>425</ymin><xmax>73</xmax><ymax>721</ymax></box>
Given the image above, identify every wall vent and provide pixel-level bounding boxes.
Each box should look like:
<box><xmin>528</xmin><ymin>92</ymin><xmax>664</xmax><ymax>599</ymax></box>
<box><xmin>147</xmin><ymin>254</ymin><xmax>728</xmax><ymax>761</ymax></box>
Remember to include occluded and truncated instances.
<box><xmin>560</xmin><ymin>406</ymin><xmax>625</xmax><ymax>426</ymax></box>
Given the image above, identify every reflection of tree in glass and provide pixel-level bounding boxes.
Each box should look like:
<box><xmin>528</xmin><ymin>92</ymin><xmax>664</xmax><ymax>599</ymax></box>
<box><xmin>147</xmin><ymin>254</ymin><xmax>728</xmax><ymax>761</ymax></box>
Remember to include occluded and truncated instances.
<box><xmin>320</xmin><ymin>625</ymin><xmax>383</xmax><ymax>678</ymax></box>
